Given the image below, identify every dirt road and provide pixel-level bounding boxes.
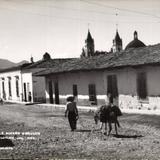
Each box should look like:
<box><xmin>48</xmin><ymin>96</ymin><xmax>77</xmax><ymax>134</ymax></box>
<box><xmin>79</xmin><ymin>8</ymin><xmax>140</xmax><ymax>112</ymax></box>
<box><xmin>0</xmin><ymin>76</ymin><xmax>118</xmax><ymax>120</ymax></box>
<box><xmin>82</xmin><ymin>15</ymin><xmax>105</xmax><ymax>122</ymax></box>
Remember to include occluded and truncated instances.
<box><xmin>0</xmin><ymin>103</ymin><xmax>160</xmax><ymax>160</ymax></box>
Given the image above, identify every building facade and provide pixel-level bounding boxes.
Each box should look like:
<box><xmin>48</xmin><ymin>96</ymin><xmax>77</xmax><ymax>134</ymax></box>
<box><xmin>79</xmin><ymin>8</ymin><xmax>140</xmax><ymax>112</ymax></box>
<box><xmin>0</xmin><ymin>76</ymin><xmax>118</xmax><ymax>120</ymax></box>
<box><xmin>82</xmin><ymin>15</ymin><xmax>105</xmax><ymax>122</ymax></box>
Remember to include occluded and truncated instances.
<box><xmin>42</xmin><ymin>65</ymin><xmax>160</xmax><ymax>110</ymax></box>
<box><xmin>0</xmin><ymin>58</ymin><xmax>47</xmax><ymax>103</ymax></box>
<box><xmin>0</xmin><ymin>68</ymin><xmax>23</xmax><ymax>102</ymax></box>
<box><xmin>36</xmin><ymin>44</ymin><xmax>160</xmax><ymax>110</ymax></box>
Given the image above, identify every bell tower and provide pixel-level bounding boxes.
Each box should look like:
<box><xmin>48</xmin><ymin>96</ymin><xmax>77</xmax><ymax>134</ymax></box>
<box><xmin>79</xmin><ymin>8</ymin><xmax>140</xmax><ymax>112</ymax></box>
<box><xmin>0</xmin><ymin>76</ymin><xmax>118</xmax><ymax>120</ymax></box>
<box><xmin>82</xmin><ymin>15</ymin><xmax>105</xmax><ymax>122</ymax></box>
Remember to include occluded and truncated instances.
<box><xmin>112</xmin><ymin>30</ymin><xmax>123</xmax><ymax>53</ymax></box>
<box><xmin>81</xmin><ymin>29</ymin><xmax>95</xmax><ymax>57</ymax></box>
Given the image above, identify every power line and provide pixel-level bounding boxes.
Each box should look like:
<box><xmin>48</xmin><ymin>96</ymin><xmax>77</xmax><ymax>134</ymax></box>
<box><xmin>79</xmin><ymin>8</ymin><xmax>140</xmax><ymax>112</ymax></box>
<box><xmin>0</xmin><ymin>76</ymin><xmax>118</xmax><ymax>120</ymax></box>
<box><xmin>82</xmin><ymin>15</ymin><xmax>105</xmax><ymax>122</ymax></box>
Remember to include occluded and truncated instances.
<box><xmin>6</xmin><ymin>0</ymin><xmax>160</xmax><ymax>20</ymax></box>
<box><xmin>10</xmin><ymin>0</ymin><xmax>116</xmax><ymax>16</ymax></box>
<box><xmin>0</xmin><ymin>6</ymin><xmax>92</xmax><ymax>22</ymax></box>
<box><xmin>81</xmin><ymin>0</ymin><xmax>160</xmax><ymax>19</ymax></box>
<box><xmin>0</xmin><ymin>4</ymin><xmax>159</xmax><ymax>24</ymax></box>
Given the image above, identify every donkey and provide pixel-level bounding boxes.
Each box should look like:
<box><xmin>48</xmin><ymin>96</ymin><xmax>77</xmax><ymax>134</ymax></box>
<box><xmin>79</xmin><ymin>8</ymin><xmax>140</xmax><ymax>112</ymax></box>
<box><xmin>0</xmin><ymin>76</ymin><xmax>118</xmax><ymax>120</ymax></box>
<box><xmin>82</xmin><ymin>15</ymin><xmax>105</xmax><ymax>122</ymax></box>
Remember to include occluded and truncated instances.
<box><xmin>94</xmin><ymin>105</ymin><xmax>122</xmax><ymax>136</ymax></box>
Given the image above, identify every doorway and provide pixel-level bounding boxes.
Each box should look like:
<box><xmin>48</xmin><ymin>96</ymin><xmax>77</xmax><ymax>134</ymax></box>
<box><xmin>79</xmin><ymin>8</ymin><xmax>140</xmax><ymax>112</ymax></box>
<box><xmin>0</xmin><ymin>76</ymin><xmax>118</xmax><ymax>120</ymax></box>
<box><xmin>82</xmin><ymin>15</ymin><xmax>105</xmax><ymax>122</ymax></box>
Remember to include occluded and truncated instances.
<box><xmin>54</xmin><ymin>82</ymin><xmax>59</xmax><ymax>104</ymax></box>
<box><xmin>107</xmin><ymin>75</ymin><xmax>118</xmax><ymax>103</ymax></box>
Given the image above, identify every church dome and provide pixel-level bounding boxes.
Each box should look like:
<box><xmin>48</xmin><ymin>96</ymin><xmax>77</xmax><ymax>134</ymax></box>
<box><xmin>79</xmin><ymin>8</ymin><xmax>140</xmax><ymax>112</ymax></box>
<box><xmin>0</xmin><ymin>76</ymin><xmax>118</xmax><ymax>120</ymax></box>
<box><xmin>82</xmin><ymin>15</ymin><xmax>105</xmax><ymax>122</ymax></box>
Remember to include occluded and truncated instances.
<box><xmin>125</xmin><ymin>31</ymin><xmax>146</xmax><ymax>50</ymax></box>
<box><xmin>43</xmin><ymin>52</ymin><xmax>51</xmax><ymax>60</ymax></box>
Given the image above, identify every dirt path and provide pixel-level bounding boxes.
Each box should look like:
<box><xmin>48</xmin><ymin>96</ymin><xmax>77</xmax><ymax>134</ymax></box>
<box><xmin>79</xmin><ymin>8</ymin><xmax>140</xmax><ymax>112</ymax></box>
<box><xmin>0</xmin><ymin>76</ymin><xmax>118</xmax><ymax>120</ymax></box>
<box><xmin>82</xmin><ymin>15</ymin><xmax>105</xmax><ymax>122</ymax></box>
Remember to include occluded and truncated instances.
<box><xmin>0</xmin><ymin>104</ymin><xmax>160</xmax><ymax>160</ymax></box>
<box><xmin>0</xmin><ymin>104</ymin><xmax>66</xmax><ymax>128</ymax></box>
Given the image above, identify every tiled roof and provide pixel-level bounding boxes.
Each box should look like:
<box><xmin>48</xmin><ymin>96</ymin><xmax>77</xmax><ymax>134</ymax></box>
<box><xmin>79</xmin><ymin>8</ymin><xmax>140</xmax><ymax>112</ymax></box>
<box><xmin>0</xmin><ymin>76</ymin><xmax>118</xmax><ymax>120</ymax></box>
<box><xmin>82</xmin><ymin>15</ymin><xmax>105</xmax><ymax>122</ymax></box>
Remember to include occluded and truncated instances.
<box><xmin>0</xmin><ymin>63</ymin><xmax>31</xmax><ymax>73</ymax></box>
<box><xmin>24</xmin><ymin>58</ymin><xmax>76</xmax><ymax>69</ymax></box>
<box><xmin>34</xmin><ymin>44</ymin><xmax>160</xmax><ymax>76</ymax></box>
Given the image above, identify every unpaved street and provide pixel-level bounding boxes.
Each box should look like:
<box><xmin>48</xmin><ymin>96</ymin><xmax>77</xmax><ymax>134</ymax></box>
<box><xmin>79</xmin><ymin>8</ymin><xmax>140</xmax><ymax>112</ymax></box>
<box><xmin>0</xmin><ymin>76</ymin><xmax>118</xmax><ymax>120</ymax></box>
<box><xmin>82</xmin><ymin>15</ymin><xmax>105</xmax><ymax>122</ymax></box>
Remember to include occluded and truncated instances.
<box><xmin>0</xmin><ymin>103</ymin><xmax>160</xmax><ymax>160</ymax></box>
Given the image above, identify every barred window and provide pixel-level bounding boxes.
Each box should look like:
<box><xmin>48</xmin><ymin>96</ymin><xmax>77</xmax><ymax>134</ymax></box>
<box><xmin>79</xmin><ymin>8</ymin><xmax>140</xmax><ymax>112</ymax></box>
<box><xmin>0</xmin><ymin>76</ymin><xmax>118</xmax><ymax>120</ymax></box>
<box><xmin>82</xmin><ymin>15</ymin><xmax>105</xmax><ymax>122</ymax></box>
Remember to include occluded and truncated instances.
<box><xmin>15</xmin><ymin>77</ymin><xmax>19</xmax><ymax>97</ymax></box>
<box><xmin>73</xmin><ymin>84</ymin><xmax>78</xmax><ymax>97</ymax></box>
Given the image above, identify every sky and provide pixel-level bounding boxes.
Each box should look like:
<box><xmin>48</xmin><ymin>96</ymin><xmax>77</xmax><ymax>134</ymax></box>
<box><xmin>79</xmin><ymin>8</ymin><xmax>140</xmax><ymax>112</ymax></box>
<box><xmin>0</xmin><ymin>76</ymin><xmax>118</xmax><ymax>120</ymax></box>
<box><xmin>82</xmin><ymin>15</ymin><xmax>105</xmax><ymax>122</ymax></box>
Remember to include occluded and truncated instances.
<box><xmin>0</xmin><ymin>0</ymin><xmax>160</xmax><ymax>63</ymax></box>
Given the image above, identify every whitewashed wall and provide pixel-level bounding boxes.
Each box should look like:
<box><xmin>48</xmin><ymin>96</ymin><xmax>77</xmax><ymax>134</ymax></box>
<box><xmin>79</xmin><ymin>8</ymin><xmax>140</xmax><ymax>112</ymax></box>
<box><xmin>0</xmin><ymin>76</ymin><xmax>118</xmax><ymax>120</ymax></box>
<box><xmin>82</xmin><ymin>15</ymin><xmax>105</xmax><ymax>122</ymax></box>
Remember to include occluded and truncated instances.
<box><xmin>45</xmin><ymin>65</ymin><xmax>160</xmax><ymax>110</ymax></box>
<box><xmin>0</xmin><ymin>68</ymin><xmax>46</xmax><ymax>103</ymax></box>
<box><xmin>22</xmin><ymin>68</ymin><xmax>46</xmax><ymax>103</ymax></box>
<box><xmin>0</xmin><ymin>70</ymin><xmax>23</xmax><ymax>102</ymax></box>
<box><xmin>32</xmin><ymin>75</ymin><xmax>46</xmax><ymax>102</ymax></box>
<box><xmin>104</xmin><ymin>66</ymin><xmax>160</xmax><ymax>110</ymax></box>
<box><xmin>22</xmin><ymin>73</ymin><xmax>33</xmax><ymax>102</ymax></box>
<box><xmin>45</xmin><ymin>71</ymin><xmax>106</xmax><ymax>106</ymax></box>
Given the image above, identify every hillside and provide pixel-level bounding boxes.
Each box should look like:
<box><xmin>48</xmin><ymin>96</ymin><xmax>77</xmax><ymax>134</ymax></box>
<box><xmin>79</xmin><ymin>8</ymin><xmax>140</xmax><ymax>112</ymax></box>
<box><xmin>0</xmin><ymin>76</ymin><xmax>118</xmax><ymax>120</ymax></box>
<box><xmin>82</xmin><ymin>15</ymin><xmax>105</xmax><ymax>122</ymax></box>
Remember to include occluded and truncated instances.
<box><xmin>0</xmin><ymin>59</ymin><xmax>29</xmax><ymax>69</ymax></box>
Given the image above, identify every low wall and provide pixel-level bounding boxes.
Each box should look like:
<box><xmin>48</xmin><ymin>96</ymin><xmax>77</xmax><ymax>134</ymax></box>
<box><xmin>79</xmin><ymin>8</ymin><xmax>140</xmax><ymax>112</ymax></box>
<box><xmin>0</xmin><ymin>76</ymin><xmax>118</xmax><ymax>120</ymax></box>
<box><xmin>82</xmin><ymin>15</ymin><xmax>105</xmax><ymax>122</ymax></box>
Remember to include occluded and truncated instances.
<box><xmin>119</xmin><ymin>94</ymin><xmax>160</xmax><ymax>110</ymax></box>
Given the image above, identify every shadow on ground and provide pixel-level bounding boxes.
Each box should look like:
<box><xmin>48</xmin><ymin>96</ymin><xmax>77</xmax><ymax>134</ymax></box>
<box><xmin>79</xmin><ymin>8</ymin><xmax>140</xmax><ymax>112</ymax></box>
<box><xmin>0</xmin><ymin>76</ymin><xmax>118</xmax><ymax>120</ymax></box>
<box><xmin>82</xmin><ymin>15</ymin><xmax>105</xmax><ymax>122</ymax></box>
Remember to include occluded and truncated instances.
<box><xmin>75</xmin><ymin>129</ymin><xmax>92</xmax><ymax>132</ymax></box>
<box><xmin>113</xmin><ymin>134</ymin><xmax>144</xmax><ymax>139</ymax></box>
<box><xmin>75</xmin><ymin>129</ymin><xmax>103</xmax><ymax>132</ymax></box>
<box><xmin>36</xmin><ymin>114</ymin><xmax>64</xmax><ymax>118</ymax></box>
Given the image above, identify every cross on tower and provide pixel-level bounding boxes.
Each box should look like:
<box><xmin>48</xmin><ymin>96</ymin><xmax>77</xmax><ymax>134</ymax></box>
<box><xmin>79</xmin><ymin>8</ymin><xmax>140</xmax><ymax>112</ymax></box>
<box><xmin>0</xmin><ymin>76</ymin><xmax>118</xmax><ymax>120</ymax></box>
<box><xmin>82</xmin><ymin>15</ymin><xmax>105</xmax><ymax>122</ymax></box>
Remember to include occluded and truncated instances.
<box><xmin>88</xmin><ymin>23</ymin><xmax>90</xmax><ymax>30</ymax></box>
<box><xmin>116</xmin><ymin>13</ymin><xmax>118</xmax><ymax>31</ymax></box>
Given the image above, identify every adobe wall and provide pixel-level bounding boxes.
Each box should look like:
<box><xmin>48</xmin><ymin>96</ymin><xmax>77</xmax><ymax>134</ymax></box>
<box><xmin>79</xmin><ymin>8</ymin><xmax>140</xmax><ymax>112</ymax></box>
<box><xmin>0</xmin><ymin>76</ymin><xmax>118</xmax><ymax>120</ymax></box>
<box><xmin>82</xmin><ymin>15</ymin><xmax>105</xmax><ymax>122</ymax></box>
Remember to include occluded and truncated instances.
<box><xmin>45</xmin><ymin>66</ymin><xmax>160</xmax><ymax>110</ymax></box>
<box><xmin>0</xmin><ymin>70</ymin><xmax>23</xmax><ymax>102</ymax></box>
<box><xmin>45</xmin><ymin>71</ymin><xmax>106</xmax><ymax>106</ymax></box>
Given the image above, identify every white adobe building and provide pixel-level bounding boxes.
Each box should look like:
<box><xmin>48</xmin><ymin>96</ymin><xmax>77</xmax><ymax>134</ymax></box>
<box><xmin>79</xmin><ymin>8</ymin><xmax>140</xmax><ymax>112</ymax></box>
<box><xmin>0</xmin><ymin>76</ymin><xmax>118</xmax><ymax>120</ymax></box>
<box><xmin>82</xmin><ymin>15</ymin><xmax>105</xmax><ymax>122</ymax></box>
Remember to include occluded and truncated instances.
<box><xmin>0</xmin><ymin>53</ymin><xmax>52</xmax><ymax>103</ymax></box>
<box><xmin>0</xmin><ymin>65</ymin><xmax>24</xmax><ymax>102</ymax></box>
<box><xmin>0</xmin><ymin>63</ymin><xmax>46</xmax><ymax>103</ymax></box>
<box><xmin>0</xmin><ymin>52</ymin><xmax>76</xmax><ymax>103</ymax></box>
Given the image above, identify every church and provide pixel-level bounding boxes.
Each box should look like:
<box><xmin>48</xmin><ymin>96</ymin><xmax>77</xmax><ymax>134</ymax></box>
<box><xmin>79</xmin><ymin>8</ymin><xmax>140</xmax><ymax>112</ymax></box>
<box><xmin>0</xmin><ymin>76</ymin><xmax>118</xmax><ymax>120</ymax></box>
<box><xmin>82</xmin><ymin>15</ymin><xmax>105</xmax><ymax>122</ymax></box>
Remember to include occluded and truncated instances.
<box><xmin>81</xmin><ymin>29</ymin><xmax>146</xmax><ymax>57</ymax></box>
<box><xmin>35</xmin><ymin>30</ymin><xmax>160</xmax><ymax>110</ymax></box>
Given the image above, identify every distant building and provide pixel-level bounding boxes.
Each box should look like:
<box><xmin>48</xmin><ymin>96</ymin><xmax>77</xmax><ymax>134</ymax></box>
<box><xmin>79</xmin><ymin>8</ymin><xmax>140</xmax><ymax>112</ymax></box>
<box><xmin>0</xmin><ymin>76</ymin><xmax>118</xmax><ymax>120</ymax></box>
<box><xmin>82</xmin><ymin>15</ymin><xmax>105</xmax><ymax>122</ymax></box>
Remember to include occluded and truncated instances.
<box><xmin>81</xmin><ymin>30</ymin><xmax>108</xmax><ymax>57</ymax></box>
<box><xmin>94</xmin><ymin>51</ymin><xmax>108</xmax><ymax>56</ymax></box>
<box><xmin>81</xmin><ymin>29</ymin><xmax>95</xmax><ymax>58</ymax></box>
<box><xmin>112</xmin><ymin>30</ymin><xmax>123</xmax><ymax>53</ymax></box>
<box><xmin>0</xmin><ymin>53</ymin><xmax>53</xmax><ymax>103</ymax></box>
<box><xmin>43</xmin><ymin>52</ymin><xmax>51</xmax><ymax>61</ymax></box>
<box><xmin>125</xmin><ymin>31</ymin><xmax>146</xmax><ymax>50</ymax></box>
<box><xmin>0</xmin><ymin>64</ymin><xmax>31</xmax><ymax>102</ymax></box>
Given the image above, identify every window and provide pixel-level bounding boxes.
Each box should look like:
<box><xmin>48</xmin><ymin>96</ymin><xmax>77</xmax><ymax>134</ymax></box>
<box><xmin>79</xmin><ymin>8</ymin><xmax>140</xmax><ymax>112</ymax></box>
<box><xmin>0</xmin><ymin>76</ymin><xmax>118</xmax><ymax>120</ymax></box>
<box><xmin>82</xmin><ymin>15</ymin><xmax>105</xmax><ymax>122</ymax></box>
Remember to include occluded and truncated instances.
<box><xmin>15</xmin><ymin>76</ymin><xmax>19</xmax><ymax>97</ymax></box>
<box><xmin>137</xmin><ymin>72</ymin><xmax>147</xmax><ymax>100</ymax></box>
<box><xmin>88</xmin><ymin>84</ymin><xmax>97</xmax><ymax>104</ymax></box>
<box><xmin>8</xmin><ymin>77</ymin><xmax>12</xmax><ymax>97</ymax></box>
<box><xmin>2</xmin><ymin>79</ymin><xmax>6</xmax><ymax>99</ymax></box>
<box><xmin>73</xmin><ymin>84</ymin><xmax>78</xmax><ymax>97</ymax></box>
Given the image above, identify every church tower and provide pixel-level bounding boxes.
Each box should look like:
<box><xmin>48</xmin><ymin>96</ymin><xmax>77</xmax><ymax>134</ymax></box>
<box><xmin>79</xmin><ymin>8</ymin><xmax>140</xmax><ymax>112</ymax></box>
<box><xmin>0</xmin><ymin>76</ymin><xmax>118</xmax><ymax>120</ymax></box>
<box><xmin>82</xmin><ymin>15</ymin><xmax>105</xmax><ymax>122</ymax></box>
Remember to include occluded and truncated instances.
<box><xmin>81</xmin><ymin>30</ymin><xmax>95</xmax><ymax>58</ymax></box>
<box><xmin>112</xmin><ymin>30</ymin><xmax>123</xmax><ymax>53</ymax></box>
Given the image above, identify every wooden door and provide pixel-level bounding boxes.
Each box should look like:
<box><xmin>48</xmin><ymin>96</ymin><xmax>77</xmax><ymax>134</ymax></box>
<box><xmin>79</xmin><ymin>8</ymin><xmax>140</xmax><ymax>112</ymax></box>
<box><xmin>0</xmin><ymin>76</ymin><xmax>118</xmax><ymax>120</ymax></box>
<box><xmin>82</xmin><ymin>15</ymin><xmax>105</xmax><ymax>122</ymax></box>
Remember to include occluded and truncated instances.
<box><xmin>107</xmin><ymin>75</ymin><xmax>118</xmax><ymax>103</ymax></box>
